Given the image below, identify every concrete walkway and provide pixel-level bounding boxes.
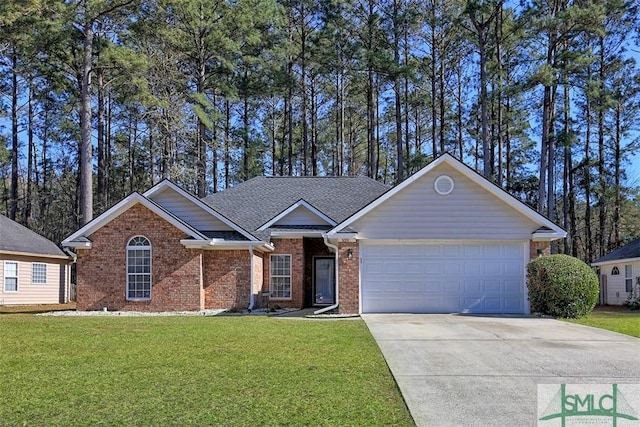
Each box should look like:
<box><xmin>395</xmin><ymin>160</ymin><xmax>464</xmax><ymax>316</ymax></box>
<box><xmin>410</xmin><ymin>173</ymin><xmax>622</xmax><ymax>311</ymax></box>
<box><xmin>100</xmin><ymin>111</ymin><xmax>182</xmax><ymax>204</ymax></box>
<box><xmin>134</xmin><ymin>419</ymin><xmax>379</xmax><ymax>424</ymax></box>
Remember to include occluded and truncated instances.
<box><xmin>362</xmin><ymin>314</ymin><xmax>640</xmax><ymax>427</ymax></box>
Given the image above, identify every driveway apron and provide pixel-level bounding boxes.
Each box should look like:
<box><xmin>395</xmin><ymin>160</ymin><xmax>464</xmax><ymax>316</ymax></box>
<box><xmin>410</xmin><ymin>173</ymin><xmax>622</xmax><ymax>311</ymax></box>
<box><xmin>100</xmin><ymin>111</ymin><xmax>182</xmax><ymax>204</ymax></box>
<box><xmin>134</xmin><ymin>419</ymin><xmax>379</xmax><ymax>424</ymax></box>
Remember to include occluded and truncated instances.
<box><xmin>362</xmin><ymin>314</ymin><xmax>640</xmax><ymax>427</ymax></box>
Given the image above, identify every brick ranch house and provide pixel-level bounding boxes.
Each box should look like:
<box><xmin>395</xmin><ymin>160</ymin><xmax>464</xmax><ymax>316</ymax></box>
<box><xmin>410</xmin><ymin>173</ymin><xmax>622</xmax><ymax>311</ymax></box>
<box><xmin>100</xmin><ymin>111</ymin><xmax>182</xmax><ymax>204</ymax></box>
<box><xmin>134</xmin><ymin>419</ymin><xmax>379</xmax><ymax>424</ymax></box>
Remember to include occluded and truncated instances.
<box><xmin>63</xmin><ymin>153</ymin><xmax>565</xmax><ymax>314</ymax></box>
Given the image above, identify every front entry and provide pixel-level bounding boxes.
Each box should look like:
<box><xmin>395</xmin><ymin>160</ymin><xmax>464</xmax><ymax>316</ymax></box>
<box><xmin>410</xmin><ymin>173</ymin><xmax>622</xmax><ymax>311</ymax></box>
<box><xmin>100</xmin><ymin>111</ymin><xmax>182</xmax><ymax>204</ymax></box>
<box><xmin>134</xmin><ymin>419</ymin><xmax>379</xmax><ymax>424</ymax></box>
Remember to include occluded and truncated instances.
<box><xmin>314</xmin><ymin>257</ymin><xmax>335</xmax><ymax>305</ymax></box>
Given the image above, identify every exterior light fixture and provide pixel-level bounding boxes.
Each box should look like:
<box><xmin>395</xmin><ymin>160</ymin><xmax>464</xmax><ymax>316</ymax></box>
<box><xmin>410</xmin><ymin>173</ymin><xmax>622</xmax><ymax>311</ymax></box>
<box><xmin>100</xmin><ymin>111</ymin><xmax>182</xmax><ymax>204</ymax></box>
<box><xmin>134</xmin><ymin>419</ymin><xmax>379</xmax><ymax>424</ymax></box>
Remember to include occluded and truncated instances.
<box><xmin>347</xmin><ymin>248</ymin><xmax>353</xmax><ymax>260</ymax></box>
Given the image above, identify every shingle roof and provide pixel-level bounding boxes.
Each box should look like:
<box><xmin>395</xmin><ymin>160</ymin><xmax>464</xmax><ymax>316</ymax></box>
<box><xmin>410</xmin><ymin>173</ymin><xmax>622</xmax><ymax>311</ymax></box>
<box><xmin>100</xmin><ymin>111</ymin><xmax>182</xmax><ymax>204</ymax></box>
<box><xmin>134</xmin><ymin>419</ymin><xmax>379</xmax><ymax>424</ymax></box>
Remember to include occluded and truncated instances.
<box><xmin>593</xmin><ymin>237</ymin><xmax>640</xmax><ymax>264</ymax></box>
<box><xmin>0</xmin><ymin>214</ymin><xmax>68</xmax><ymax>257</ymax></box>
<box><xmin>202</xmin><ymin>176</ymin><xmax>389</xmax><ymax>238</ymax></box>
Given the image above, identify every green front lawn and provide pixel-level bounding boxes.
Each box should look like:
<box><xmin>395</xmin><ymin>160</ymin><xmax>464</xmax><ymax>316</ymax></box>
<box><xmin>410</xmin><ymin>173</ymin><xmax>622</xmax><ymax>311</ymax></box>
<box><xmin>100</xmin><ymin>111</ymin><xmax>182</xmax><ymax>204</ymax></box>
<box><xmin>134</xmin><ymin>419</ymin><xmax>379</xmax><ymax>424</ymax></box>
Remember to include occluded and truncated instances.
<box><xmin>565</xmin><ymin>307</ymin><xmax>640</xmax><ymax>338</ymax></box>
<box><xmin>0</xmin><ymin>316</ymin><xmax>413</xmax><ymax>426</ymax></box>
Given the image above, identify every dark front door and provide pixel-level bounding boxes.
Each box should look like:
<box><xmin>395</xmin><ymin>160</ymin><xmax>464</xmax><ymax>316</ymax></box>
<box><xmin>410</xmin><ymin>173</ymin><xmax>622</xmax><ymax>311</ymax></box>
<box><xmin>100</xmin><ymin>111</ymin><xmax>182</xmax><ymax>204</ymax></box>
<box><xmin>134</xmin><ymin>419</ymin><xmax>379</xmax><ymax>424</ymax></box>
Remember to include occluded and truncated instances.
<box><xmin>314</xmin><ymin>257</ymin><xmax>335</xmax><ymax>305</ymax></box>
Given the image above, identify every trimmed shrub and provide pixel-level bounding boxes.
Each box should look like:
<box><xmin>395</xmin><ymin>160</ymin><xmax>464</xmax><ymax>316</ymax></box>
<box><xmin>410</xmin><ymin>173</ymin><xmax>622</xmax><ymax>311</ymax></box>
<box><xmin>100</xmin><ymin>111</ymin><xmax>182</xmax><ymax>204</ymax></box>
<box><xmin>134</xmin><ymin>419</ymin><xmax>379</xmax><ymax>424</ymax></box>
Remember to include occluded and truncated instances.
<box><xmin>527</xmin><ymin>254</ymin><xmax>599</xmax><ymax>318</ymax></box>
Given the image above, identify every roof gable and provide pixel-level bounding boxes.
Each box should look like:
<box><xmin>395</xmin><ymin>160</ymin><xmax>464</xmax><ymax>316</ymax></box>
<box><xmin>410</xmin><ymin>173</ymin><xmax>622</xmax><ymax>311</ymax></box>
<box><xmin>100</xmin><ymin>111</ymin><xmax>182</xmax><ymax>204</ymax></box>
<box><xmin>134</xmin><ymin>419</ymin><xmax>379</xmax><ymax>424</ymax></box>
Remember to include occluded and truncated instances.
<box><xmin>329</xmin><ymin>153</ymin><xmax>566</xmax><ymax>239</ymax></box>
<box><xmin>258</xmin><ymin>200</ymin><xmax>337</xmax><ymax>231</ymax></box>
<box><xmin>0</xmin><ymin>214</ymin><xmax>68</xmax><ymax>258</ymax></box>
<box><xmin>144</xmin><ymin>180</ymin><xmax>257</xmax><ymax>240</ymax></box>
<box><xmin>62</xmin><ymin>193</ymin><xmax>207</xmax><ymax>248</ymax></box>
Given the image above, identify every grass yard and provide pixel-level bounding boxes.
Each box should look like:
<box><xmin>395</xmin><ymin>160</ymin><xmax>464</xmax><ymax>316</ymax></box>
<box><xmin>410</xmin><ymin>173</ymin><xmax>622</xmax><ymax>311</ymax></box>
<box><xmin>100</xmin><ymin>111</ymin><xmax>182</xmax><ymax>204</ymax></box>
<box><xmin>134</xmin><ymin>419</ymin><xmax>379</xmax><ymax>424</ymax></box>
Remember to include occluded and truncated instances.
<box><xmin>0</xmin><ymin>315</ymin><xmax>413</xmax><ymax>426</ymax></box>
<box><xmin>564</xmin><ymin>307</ymin><xmax>640</xmax><ymax>338</ymax></box>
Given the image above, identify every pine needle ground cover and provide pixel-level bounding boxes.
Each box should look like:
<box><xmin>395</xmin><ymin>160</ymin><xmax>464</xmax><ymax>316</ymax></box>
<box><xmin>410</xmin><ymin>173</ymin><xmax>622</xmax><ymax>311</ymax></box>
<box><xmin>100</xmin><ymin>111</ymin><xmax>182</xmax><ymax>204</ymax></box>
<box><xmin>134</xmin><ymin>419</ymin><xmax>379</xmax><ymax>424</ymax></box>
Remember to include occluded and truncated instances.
<box><xmin>564</xmin><ymin>308</ymin><xmax>640</xmax><ymax>338</ymax></box>
<box><xmin>0</xmin><ymin>316</ymin><xmax>413</xmax><ymax>426</ymax></box>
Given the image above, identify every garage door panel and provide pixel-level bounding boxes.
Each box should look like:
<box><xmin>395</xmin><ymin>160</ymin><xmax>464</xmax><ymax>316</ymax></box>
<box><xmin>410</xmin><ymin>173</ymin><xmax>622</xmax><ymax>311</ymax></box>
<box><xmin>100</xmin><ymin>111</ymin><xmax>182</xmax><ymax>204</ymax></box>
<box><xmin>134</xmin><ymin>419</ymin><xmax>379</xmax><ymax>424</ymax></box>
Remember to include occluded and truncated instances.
<box><xmin>424</xmin><ymin>262</ymin><xmax>443</xmax><ymax>274</ymax></box>
<box><xmin>485</xmin><ymin>280</ymin><xmax>501</xmax><ymax>292</ymax></box>
<box><xmin>404</xmin><ymin>280</ymin><xmax>424</xmax><ymax>293</ymax></box>
<box><xmin>361</xmin><ymin>241</ymin><xmax>526</xmax><ymax>314</ymax></box>
<box><xmin>444</xmin><ymin>245</ymin><xmax>462</xmax><ymax>256</ymax></box>
<box><xmin>405</xmin><ymin>262</ymin><xmax>423</xmax><ymax>274</ymax></box>
<box><xmin>484</xmin><ymin>298</ymin><xmax>501</xmax><ymax>310</ymax></box>
<box><xmin>504</xmin><ymin>298</ymin><xmax>523</xmax><ymax>311</ymax></box>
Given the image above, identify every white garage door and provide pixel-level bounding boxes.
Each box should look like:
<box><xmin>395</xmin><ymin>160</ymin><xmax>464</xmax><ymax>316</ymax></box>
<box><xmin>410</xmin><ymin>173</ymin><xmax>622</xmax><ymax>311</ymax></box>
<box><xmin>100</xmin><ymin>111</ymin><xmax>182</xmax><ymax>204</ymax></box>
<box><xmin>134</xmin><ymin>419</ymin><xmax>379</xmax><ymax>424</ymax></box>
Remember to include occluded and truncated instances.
<box><xmin>360</xmin><ymin>241</ymin><xmax>527</xmax><ymax>314</ymax></box>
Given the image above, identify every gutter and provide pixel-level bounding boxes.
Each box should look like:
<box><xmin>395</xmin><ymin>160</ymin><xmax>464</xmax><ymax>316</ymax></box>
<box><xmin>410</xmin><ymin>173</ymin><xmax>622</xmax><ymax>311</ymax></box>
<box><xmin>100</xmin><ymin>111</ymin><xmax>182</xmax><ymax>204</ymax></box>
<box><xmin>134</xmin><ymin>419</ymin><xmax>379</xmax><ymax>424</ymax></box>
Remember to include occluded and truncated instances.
<box><xmin>315</xmin><ymin>234</ymin><xmax>339</xmax><ymax>315</ymax></box>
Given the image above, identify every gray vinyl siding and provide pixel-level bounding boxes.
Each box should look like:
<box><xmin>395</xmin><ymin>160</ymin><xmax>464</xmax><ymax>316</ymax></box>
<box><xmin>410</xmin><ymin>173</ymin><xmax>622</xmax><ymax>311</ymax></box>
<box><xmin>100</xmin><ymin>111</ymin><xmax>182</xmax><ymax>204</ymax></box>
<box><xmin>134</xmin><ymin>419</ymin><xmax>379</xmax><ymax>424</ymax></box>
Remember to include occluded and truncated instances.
<box><xmin>352</xmin><ymin>163</ymin><xmax>538</xmax><ymax>240</ymax></box>
<box><xmin>150</xmin><ymin>188</ymin><xmax>233</xmax><ymax>231</ymax></box>
<box><xmin>273</xmin><ymin>205</ymin><xmax>331</xmax><ymax>227</ymax></box>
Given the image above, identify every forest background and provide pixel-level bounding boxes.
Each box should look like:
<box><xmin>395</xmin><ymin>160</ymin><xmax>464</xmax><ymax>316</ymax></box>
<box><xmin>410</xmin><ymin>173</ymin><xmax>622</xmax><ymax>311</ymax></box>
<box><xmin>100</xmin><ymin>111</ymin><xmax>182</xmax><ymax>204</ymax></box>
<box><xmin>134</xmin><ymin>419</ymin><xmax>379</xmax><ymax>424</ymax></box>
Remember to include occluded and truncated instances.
<box><xmin>1</xmin><ymin>0</ymin><xmax>640</xmax><ymax>264</ymax></box>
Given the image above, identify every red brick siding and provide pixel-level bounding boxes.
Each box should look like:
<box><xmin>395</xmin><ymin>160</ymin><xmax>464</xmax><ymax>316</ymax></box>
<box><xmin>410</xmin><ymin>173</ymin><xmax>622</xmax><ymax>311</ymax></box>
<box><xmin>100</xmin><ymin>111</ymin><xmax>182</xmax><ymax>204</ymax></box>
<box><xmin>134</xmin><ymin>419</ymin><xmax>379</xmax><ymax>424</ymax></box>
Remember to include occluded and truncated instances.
<box><xmin>262</xmin><ymin>238</ymin><xmax>304</xmax><ymax>308</ymax></box>
<box><xmin>202</xmin><ymin>250</ymin><xmax>251</xmax><ymax>310</ymax></box>
<box><xmin>338</xmin><ymin>241</ymin><xmax>359</xmax><ymax>314</ymax></box>
<box><xmin>76</xmin><ymin>203</ymin><xmax>203</xmax><ymax>311</ymax></box>
<box><xmin>530</xmin><ymin>241</ymin><xmax>551</xmax><ymax>261</ymax></box>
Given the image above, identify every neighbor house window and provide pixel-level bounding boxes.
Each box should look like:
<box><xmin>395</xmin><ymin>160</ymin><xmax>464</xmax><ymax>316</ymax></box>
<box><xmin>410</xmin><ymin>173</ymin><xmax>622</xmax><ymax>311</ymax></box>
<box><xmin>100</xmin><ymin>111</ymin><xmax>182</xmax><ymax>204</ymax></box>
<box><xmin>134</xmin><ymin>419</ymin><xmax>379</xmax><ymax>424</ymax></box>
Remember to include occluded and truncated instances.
<box><xmin>625</xmin><ymin>265</ymin><xmax>633</xmax><ymax>293</ymax></box>
<box><xmin>270</xmin><ymin>254</ymin><xmax>291</xmax><ymax>299</ymax></box>
<box><xmin>4</xmin><ymin>262</ymin><xmax>18</xmax><ymax>292</ymax></box>
<box><xmin>611</xmin><ymin>266</ymin><xmax>619</xmax><ymax>275</ymax></box>
<box><xmin>32</xmin><ymin>263</ymin><xmax>47</xmax><ymax>284</ymax></box>
<box><xmin>127</xmin><ymin>236</ymin><xmax>152</xmax><ymax>300</ymax></box>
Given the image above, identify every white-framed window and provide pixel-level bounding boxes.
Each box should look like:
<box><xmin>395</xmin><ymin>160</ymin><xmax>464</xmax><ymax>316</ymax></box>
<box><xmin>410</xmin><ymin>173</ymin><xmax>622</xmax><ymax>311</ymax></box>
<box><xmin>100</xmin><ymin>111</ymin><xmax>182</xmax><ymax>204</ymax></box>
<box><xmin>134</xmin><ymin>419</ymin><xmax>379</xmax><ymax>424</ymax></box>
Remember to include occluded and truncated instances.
<box><xmin>4</xmin><ymin>262</ymin><xmax>18</xmax><ymax>292</ymax></box>
<box><xmin>625</xmin><ymin>265</ymin><xmax>633</xmax><ymax>293</ymax></box>
<box><xmin>270</xmin><ymin>254</ymin><xmax>291</xmax><ymax>299</ymax></box>
<box><xmin>611</xmin><ymin>266</ymin><xmax>620</xmax><ymax>275</ymax></box>
<box><xmin>126</xmin><ymin>236</ymin><xmax>152</xmax><ymax>301</ymax></box>
<box><xmin>32</xmin><ymin>263</ymin><xmax>47</xmax><ymax>284</ymax></box>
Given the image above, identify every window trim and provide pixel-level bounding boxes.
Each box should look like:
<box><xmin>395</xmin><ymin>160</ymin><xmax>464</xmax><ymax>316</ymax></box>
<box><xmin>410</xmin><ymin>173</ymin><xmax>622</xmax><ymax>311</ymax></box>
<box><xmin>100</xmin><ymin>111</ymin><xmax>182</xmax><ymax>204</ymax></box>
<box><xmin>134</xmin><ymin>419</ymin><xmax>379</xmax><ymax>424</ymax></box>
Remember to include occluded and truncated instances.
<box><xmin>4</xmin><ymin>261</ymin><xmax>18</xmax><ymax>292</ymax></box>
<box><xmin>625</xmin><ymin>264</ymin><xmax>633</xmax><ymax>293</ymax></box>
<box><xmin>126</xmin><ymin>236</ymin><xmax>152</xmax><ymax>301</ymax></box>
<box><xmin>32</xmin><ymin>263</ymin><xmax>47</xmax><ymax>284</ymax></box>
<box><xmin>611</xmin><ymin>266</ymin><xmax>620</xmax><ymax>275</ymax></box>
<box><xmin>269</xmin><ymin>254</ymin><xmax>292</xmax><ymax>300</ymax></box>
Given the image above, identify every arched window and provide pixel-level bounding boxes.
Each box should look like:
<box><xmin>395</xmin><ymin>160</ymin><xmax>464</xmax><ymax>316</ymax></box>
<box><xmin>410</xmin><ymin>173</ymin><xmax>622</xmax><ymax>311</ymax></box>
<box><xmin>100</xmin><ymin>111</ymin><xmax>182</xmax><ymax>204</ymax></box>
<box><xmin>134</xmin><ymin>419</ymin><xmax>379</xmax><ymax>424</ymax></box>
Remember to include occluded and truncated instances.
<box><xmin>611</xmin><ymin>266</ymin><xmax>620</xmax><ymax>276</ymax></box>
<box><xmin>127</xmin><ymin>236</ymin><xmax>151</xmax><ymax>301</ymax></box>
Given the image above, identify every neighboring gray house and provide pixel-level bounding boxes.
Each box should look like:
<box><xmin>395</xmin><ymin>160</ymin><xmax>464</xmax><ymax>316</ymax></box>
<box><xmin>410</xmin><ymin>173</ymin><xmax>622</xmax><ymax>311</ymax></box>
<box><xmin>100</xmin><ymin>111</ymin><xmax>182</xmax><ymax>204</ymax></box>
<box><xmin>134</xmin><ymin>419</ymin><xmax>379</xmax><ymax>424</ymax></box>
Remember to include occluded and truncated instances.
<box><xmin>592</xmin><ymin>239</ymin><xmax>640</xmax><ymax>305</ymax></box>
<box><xmin>64</xmin><ymin>153</ymin><xmax>566</xmax><ymax>314</ymax></box>
<box><xmin>1</xmin><ymin>214</ymin><xmax>72</xmax><ymax>305</ymax></box>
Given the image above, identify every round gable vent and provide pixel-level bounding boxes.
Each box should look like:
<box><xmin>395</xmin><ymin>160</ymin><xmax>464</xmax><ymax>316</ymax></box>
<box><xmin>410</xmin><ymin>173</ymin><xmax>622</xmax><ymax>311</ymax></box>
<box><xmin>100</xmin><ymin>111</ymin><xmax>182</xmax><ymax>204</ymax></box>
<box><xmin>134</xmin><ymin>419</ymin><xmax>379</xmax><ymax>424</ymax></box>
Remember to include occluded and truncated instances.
<box><xmin>434</xmin><ymin>175</ymin><xmax>454</xmax><ymax>195</ymax></box>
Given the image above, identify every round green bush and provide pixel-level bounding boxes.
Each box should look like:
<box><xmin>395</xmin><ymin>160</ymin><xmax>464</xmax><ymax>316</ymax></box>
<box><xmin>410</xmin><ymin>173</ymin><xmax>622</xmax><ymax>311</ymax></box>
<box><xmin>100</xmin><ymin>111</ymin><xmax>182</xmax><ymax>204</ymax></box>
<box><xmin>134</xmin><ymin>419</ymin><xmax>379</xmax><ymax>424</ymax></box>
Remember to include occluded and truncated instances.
<box><xmin>527</xmin><ymin>254</ymin><xmax>599</xmax><ymax>318</ymax></box>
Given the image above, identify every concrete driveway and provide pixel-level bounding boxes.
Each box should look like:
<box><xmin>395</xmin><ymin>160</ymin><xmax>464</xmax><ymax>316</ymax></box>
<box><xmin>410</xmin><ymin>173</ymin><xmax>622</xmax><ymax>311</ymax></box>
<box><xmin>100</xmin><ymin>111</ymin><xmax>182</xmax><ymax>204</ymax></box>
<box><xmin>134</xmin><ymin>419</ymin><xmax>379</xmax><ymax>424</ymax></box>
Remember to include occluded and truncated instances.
<box><xmin>362</xmin><ymin>314</ymin><xmax>640</xmax><ymax>427</ymax></box>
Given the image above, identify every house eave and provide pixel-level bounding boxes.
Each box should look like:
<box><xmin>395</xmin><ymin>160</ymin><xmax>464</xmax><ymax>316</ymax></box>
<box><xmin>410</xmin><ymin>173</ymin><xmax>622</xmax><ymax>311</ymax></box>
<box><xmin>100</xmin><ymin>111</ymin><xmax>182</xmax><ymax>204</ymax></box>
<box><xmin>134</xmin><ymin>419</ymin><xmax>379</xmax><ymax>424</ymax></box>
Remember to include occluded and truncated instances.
<box><xmin>531</xmin><ymin>231</ymin><xmax>566</xmax><ymax>241</ymax></box>
<box><xmin>180</xmin><ymin>239</ymin><xmax>274</xmax><ymax>252</ymax></box>
<box><xmin>269</xmin><ymin>231</ymin><xmax>327</xmax><ymax>238</ymax></box>
<box><xmin>0</xmin><ymin>249</ymin><xmax>73</xmax><ymax>260</ymax></box>
<box><xmin>591</xmin><ymin>257</ymin><xmax>640</xmax><ymax>267</ymax></box>
<box><xmin>61</xmin><ymin>240</ymin><xmax>93</xmax><ymax>249</ymax></box>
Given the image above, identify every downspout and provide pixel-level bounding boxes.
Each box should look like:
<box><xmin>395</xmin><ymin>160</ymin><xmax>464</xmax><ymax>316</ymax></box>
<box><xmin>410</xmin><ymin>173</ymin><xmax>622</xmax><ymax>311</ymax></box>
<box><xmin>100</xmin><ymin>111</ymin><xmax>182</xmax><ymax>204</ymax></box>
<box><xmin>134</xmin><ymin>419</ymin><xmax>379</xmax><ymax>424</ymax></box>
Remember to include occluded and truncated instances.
<box><xmin>248</xmin><ymin>245</ymin><xmax>255</xmax><ymax>312</ymax></box>
<box><xmin>315</xmin><ymin>234</ymin><xmax>339</xmax><ymax>314</ymax></box>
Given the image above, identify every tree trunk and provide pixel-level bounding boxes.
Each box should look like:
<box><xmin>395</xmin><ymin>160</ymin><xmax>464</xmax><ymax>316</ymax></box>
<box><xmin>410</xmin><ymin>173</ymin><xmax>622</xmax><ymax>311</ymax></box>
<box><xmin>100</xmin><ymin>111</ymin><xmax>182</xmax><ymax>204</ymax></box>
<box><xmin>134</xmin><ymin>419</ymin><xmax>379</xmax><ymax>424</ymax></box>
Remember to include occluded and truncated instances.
<box><xmin>10</xmin><ymin>51</ymin><xmax>19</xmax><ymax>221</ymax></box>
<box><xmin>97</xmin><ymin>68</ymin><xmax>107</xmax><ymax>211</ymax></box>
<box><xmin>79</xmin><ymin>21</ymin><xmax>94</xmax><ymax>226</ymax></box>
<box><xmin>597</xmin><ymin>35</ymin><xmax>606</xmax><ymax>257</ymax></box>
<box><xmin>24</xmin><ymin>80</ymin><xmax>34</xmax><ymax>224</ymax></box>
